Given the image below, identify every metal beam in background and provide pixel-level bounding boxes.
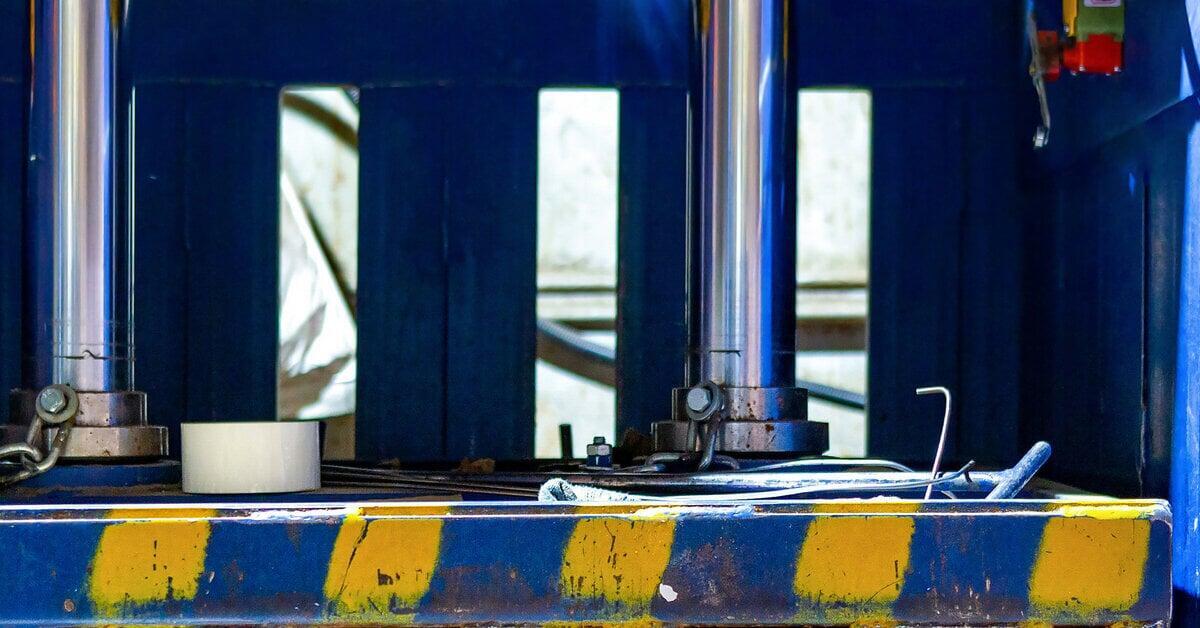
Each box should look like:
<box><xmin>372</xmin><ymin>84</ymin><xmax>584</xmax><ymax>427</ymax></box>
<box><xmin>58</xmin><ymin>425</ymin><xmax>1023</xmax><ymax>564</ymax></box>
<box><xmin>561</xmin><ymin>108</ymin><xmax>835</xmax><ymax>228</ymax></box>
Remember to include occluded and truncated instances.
<box><xmin>0</xmin><ymin>498</ymin><xmax>1169</xmax><ymax>625</ymax></box>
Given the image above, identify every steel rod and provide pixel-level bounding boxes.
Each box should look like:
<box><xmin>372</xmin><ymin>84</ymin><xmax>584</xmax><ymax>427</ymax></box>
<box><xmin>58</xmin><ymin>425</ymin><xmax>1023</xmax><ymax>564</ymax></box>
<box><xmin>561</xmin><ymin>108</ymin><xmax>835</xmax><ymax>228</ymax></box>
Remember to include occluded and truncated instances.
<box><xmin>25</xmin><ymin>0</ymin><xmax>131</xmax><ymax>392</ymax></box>
<box><xmin>696</xmin><ymin>0</ymin><xmax>794</xmax><ymax>388</ymax></box>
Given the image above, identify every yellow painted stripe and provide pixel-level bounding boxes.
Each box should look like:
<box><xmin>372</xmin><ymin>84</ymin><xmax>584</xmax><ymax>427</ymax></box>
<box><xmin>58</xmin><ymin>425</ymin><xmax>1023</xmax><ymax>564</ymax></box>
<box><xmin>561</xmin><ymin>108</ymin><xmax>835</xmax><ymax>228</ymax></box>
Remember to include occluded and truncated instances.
<box><xmin>323</xmin><ymin>506</ymin><xmax>450</xmax><ymax>622</ymax></box>
<box><xmin>544</xmin><ymin>621</ymin><xmax>664</xmax><ymax>628</ymax></box>
<box><xmin>1029</xmin><ymin>516</ymin><xmax>1150</xmax><ymax>620</ymax></box>
<box><xmin>793</xmin><ymin>502</ymin><xmax>920</xmax><ymax>624</ymax></box>
<box><xmin>1057</xmin><ymin>503</ymin><xmax>1162</xmax><ymax>520</ymax></box>
<box><xmin>1063</xmin><ymin>0</ymin><xmax>1078</xmax><ymax>37</ymax></box>
<box><xmin>88</xmin><ymin>508</ymin><xmax>217</xmax><ymax>617</ymax></box>
<box><xmin>560</xmin><ymin>515</ymin><xmax>677</xmax><ymax>619</ymax></box>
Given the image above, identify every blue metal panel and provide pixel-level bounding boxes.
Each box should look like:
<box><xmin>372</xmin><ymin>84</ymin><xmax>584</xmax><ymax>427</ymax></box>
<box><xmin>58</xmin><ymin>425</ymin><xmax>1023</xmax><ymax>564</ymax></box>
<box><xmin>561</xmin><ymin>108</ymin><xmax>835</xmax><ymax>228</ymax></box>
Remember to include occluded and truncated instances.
<box><xmin>132</xmin><ymin>86</ymin><xmax>189</xmax><ymax>448</ymax></box>
<box><xmin>1023</xmin><ymin>1</ymin><xmax>1199</xmax><ymax>617</ymax></box>
<box><xmin>957</xmin><ymin>90</ymin><xmax>1024</xmax><ymax>466</ymax></box>
<box><xmin>124</xmin><ymin>0</ymin><xmax>691</xmax><ymax>88</ymax></box>
<box><xmin>356</xmin><ymin>87</ymin><xmax>449</xmax><ymax>460</ymax></box>
<box><xmin>616</xmin><ymin>87</ymin><xmax>690</xmax><ymax>435</ymax></box>
<box><xmin>792</xmin><ymin>0</ymin><xmax>1026</xmax><ymax>88</ymax></box>
<box><xmin>182</xmin><ymin>87</ymin><xmax>280</xmax><ymax>421</ymax></box>
<box><xmin>1023</xmin><ymin>129</ymin><xmax>1147</xmax><ymax>495</ymax></box>
<box><xmin>1171</xmin><ymin>110</ymin><xmax>1200</xmax><ymax>626</ymax></box>
<box><xmin>0</xmin><ymin>82</ymin><xmax>21</xmax><ymax>425</ymax></box>
<box><xmin>0</xmin><ymin>0</ymin><xmax>25</xmax><ymax>424</ymax></box>
<box><xmin>443</xmin><ymin>88</ymin><xmax>538</xmax><ymax>459</ymax></box>
<box><xmin>0</xmin><ymin>0</ymin><xmax>23</xmax><ymax>82</ymax></box>
<box><xmin>868</xmin><ymin>88</ymin><xmax>965</xmax><ymax>464</ymax></box>
<box><xmin>119</xmin><ymin>0</ymin><xmax>1028</xmax><ymax>90</ymax></box>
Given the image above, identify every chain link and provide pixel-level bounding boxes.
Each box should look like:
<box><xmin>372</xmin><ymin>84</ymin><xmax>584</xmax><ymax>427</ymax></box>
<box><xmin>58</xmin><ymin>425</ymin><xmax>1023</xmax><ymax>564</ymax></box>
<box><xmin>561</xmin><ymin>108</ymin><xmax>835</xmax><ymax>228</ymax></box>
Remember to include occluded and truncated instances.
<box><xmin>0</xmin><ymin>385</ymin><xmax>78</xmax><ymax>487</ymax></box>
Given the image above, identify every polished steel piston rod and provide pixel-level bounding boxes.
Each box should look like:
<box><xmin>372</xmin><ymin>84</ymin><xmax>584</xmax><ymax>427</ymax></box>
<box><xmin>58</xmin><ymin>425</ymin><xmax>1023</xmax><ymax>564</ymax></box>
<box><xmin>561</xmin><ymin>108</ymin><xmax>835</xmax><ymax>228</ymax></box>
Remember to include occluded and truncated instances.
<box><xmin>696</xmin><ymin>0</ymin><xmax>793</xmax><ymax>389</ymax></box>
<box><xmin>25</xmin><ymin>0</ymin><xmax>129</xmax><ymax>391</ymax></box>
<box><xmin>8</xmin><ymin>0</ymin><xmax>167</xmax><ymax>459</ymax></box>
<box><xmin>654</xmin><ymin>0</ymin><xmax>827</xmax><ymax>455</ymax></box>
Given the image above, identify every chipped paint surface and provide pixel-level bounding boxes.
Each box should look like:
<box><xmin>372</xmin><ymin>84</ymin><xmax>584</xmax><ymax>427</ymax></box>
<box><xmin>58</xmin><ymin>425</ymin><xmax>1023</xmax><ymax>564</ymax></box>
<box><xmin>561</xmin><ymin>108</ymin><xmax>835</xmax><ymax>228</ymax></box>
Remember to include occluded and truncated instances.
<box><xmin>88</xmin><ymin>508</ymin><xmax>216</xmax><ymax>616</ymax></box>
<box><xmin>560</xmin><ymin>516</ymin><xmax>676</xmax><ymax>616</ymax></box>
<box><xmin>0</xmin><ymin>499</ymin><xmax>1169</xmax><ymax>625</ymax></box>
<box><xmin>1057</xmin><ymin>503</ymin><xmax>1164</xmax><ymax>520</ymax></box>
<box><xmin>1029</xmin><ymin>517</ymin><xmax>1151</xmax><ymax>620</ymax></box>
<box><xmin>793</xmin><ymin>503</ymin><xmax>920</xmax><ymax>624</ymax></box>
<box><xmin>323</xmin><ymin>505</ymin><xmax>449</xmax><ymax>622</ymax></box>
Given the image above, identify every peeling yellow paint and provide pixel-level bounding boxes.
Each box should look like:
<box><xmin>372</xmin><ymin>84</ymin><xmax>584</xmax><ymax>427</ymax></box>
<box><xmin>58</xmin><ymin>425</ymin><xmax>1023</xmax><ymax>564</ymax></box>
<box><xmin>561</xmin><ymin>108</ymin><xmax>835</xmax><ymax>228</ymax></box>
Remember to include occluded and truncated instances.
<box><xmin>797</xmin><ymin>500</ymin><xmax>923</xmax><ymax>515</ymax></box>
<box><xmin>544</xmin><ymin>621</ymin><xmax>664</xmax><ymax>628</ymax></box>
<box><xmin>323</xmin><ymin>506</ymin><xmax>449</xmax><ymax>622</ymax></box>
<box><xmin>88</xmin><ymin>508</ymin><xmax>216</xmax><ymax>616</ymax></box>
<box><xmin>560</xmin><ymin>516</ymin><xmax>676</xmax><ymax>617</ymax></box>
<box><xmin>848</xmin><ymin>620</ymin><xmax>901</xmax><ymax>628</ymax></box>
<box><xmin>1029</xmin><ymin>517</ymin><xmax>1149</xmax><ymax>619</ymax></box>
<box><xmin>1057</xmin><ymin>504</ymin><xmax>1160</xmax><ymax>520</ymax></box>
<box><xmin>793</xmin><ymin>503</ymin><xmax>919</xmax><ymax>624</ymax></box>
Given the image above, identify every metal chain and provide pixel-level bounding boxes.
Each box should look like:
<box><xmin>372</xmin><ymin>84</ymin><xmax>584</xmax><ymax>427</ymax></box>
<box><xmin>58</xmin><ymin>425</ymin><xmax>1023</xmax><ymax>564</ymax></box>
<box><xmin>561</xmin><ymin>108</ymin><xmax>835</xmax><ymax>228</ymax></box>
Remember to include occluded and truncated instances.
<box><xmin>0</xmin><ymin>385</ymin><xmax>78</xmax><ymax>487</ymax></box>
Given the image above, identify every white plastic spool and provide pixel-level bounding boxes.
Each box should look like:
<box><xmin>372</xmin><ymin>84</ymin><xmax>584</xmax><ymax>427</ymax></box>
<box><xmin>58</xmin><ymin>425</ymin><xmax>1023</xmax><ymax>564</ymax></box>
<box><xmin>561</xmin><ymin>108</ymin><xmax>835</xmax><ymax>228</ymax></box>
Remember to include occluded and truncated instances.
<box><xmin>181</xmin><ymin>421</ymin><xmax>320</xmax><ymax>494</ymax></box>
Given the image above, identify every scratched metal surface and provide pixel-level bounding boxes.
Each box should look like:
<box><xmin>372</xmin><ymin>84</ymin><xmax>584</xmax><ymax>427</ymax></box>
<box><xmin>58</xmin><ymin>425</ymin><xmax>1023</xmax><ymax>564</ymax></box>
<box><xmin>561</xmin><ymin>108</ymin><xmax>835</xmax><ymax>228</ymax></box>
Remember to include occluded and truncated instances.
<box><xmin>0</xmin><ymin>498</ymin><xmax>1170</xmax><ymax>625</ymax></box>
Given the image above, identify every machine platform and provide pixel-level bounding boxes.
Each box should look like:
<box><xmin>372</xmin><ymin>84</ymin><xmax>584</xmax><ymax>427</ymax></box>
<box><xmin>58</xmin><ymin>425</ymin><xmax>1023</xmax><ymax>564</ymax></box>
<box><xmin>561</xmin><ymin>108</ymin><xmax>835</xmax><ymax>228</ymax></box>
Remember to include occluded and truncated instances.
<box><xmin>0</xmin><ymin>485</ymin><xmax>1171</xmax><ymax>626</ymax></box>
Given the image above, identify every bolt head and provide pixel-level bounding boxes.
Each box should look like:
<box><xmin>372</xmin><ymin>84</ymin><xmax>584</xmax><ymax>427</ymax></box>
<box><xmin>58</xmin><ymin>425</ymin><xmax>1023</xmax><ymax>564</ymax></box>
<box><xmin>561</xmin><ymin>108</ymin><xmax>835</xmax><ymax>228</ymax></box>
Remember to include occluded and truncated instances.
<box><xmin>37</xmin><ymin>387</ymin><xmax>67</xmax><ymax>414</ymax></box>
<box><xmin>686</xmin><ymin>387</ymin><xmax>712</xmax><ymax>412</ymax></box>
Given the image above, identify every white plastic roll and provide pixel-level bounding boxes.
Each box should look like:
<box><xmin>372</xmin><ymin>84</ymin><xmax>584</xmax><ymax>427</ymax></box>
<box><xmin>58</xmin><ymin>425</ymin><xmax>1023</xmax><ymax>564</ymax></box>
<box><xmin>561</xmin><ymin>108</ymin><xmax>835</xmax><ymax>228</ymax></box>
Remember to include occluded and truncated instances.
<box><xmin>181</xmin><ymin>421</ymin><xmax>320</xmax><ymax>494</ymax></box>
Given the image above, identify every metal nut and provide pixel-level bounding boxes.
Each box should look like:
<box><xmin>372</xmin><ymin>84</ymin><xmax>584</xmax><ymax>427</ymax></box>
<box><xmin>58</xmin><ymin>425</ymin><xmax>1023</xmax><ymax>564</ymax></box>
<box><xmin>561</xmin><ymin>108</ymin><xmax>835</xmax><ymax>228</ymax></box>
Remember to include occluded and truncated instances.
<box><xmin>686</xmin><ymin>387</ymin><xmax>712</xmax><ymax>412</ymax></box>
<box><xmin>37</xmin><ymin>387</ymin><xmax>67</xmax><ymax>414</ymax></box>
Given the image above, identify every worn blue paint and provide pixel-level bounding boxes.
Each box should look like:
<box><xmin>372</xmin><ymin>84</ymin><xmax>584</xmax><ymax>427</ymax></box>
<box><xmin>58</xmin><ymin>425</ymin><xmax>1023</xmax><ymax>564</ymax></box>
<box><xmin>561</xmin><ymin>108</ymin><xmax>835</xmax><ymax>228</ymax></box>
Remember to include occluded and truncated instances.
<box><xmin>898</xmin><ymin>509</ymin><xmax>1042</xmax><ymax>616</ymax></box>
<box><xmin>655</xmin><ymin>516</ymin><xmax>809</xmax><ymax>624</ymax></box>
<box><xmin>201</xmin><ymin>517</ymin><xmax>342</xmax><ymax>615</ymax></box>
<box><xmin>1171</xmin><ymin>113</ymin><xmax>1200</xmax><ymax>624</ymax></box>
<box><xmin>421</xmin><ymin>516</ymin><xmax>575</xmax><ymax>621</ymax></box>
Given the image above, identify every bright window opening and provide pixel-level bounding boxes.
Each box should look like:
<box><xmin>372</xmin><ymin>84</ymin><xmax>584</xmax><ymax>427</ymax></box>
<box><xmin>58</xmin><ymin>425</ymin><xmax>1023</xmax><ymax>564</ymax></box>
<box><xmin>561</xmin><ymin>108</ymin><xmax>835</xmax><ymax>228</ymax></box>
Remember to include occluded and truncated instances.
<box><xmin>534</xmin><ymin>88</ymin><xmax>620</xmax><ymax>458</ymax></box>
<box><xmin>796</xmin><ymin>88</ymin><xmax>872</xmax><ymax>457</ymax></box>
<box><xmin>277</xmin><ymin>86</ymin><xmax>360</xmax><ymax>460</ymax></box>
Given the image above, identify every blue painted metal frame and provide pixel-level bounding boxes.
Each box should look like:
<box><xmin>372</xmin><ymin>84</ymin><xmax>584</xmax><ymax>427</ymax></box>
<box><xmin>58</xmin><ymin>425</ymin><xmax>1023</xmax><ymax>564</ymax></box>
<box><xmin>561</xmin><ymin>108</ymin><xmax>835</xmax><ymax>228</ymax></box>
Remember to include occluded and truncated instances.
<box><xmin>0</xmin><ymin>0</ymin><xmax>1196</xmax><ymax>623</ymax></box>
<box><xmin>1025</xmin><ymin>2</ymin><xmax>1200</xmax><ymax>623</ymax></box>
<box><xmin>0</xmin><ymin>0</ymin><xmax>1034</xmax><ymax>460</ymax></box>
<box><xmin>0</xmin><ymin>498</ymin><xmax>1171</xmax><ymax>625</ymax></box>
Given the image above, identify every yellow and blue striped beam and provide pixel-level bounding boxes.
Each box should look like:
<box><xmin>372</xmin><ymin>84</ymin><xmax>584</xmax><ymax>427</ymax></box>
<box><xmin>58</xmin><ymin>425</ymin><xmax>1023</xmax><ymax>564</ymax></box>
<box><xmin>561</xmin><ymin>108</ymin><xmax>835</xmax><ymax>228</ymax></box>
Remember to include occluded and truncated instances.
<box><xmin>0</xmin><ymin>499</ymin><xmax>1171</xmax><ymax>625</ymax></box>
